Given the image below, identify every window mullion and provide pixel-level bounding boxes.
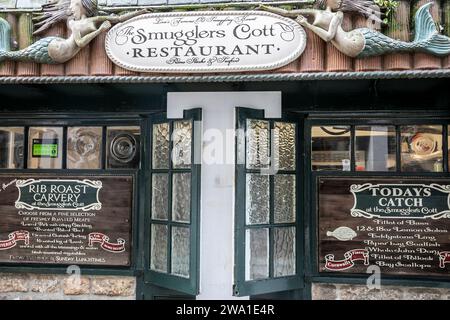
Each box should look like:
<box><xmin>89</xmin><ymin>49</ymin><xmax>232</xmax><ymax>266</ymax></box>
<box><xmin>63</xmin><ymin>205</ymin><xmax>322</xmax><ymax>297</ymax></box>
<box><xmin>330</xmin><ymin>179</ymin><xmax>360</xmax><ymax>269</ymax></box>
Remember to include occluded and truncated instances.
<box><xmin>167</xmin><ymin>121</ymin><xmax>174</xmax><ymax>275</ymax></box>
<box><xmin>444</xmin><ymin>125</ymin><xmax>449</xmax><ymax>172</ymax></box>
<box><xmin>269</xmin><ymin>175</ymin><xmax>274</xmax><ymax>279</ymax></box>
<box><xmin>23</xmin><ymin>126</ymin><xmax>29</xmax><ymax>169</ymax></box>
<box><xmin>167</xmin><ymin>223</ymin><xmax>172</xmax><ymax>275</ymax></box>
<box><xmin>247</xmin><ymin>222</ymin><xmax>295</xmax><ymax>229</ymax></box>
<box><xmin>62</xmin><ymin>126</ymin><xmax>67</xmax><ymax>169</ymax></box>
<box><xmin>101</xmin><ymin>125</ymin><xmax>107</xmax><ymax>170</ymax></box>
<box><xmin>350</xmin><ymin>125</ymin><xmax>355</xmax><ymax>172</ymax></box>
<box><xmin>396</xmin><ymin>125</ymin><xmax>401</xmax><ymax>173</ymax></box>
<box><xmin>269</xmin><ymin>121</ymin><xmax>275</xmax><ymax>279</ymax></box>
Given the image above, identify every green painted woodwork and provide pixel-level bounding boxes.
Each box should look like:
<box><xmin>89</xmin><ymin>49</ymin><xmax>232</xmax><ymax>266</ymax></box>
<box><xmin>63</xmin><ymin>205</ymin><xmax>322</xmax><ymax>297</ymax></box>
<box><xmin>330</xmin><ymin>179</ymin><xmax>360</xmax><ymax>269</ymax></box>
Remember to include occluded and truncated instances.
<box><xmin>142</xmin><ymin>108</ymin><xmax>201</xmax><ymax>298</ymax></box>
<box><xmin>234</xmin><ymin>107</ymin><xmax>305</xmax><ymax>297</ymax></box>
<box><xmin>305</xmin><ymin>117</ymin><xmax>450</xmax><ymax>290</ymax></box>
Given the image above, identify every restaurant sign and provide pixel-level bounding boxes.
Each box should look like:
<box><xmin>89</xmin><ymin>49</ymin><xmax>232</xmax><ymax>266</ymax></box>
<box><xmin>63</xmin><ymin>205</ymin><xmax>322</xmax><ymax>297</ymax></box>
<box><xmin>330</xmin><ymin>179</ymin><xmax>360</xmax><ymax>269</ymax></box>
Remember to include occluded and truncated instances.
<box><xmin>319</xmin><ymin>178</ymin><xmax>450</xmax><ymax>277</ymax></box>
<box><xmin>105</xmin><ymin>11</ymin><xmax>306</xmax><ymax>73</ymax></box>
<box><xmin>15</xmin><ymin>179</ymin><xmax>102</xmax><ymax>211</ymax></box>
<box><xmin>351</xmin><ymin>183</ymin><xmax>450</xmax><ymax>219</ymax></box>
<box><xmin>0</xmin><ymin>175</ymin><xmax>133</xmax><ymax>266</ymax></box>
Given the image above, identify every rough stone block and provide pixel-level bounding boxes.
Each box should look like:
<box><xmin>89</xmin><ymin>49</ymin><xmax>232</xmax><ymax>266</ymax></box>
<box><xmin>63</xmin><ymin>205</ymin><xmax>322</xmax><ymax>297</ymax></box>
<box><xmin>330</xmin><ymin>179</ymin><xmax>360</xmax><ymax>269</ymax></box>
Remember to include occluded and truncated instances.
<box><xmin>63</xmin><ymin>276</ymin><xmax>90</xmax><ymax>295</ymax></box>
<box><xmin>0</xmin><ymin>293</ymin><xmax>33</xmax><ymax>300</ymax></box>
<box><xmin>339</xmin><ymin>284</ymin><xmax>382</xmax><ymax>300</ymax></box>
<box><xmin>91</xmin><ymin>276</ymin><xmax>136</xmax><ymax>297</ymax></box>
<box><xmin>379</xmin><ymin>287</ymin><xmax>404</xmax><ymax>300</ymax></box>
<box><xmin>31</xmin><ymin>275</ymin><xmax>61</xmax><ymax>294</ymax></box>
<box><xmin>404</xmin><ymin>288</ymin><xmax>443</xmax><ymax>300</ymax></box>
<box><xmin>0</xmin><ymin>273</ymin><xmax>29</xmax><ymax>293</ymax></box>
<box><xmin>311</xmin><ymin>284</ymin><xmax>338</xmax><ymax>300</ymax></box>
<box><xmin>440</xmin><ymin>287</ymin><xmax>450</xmax><ymax>299</ymax></box>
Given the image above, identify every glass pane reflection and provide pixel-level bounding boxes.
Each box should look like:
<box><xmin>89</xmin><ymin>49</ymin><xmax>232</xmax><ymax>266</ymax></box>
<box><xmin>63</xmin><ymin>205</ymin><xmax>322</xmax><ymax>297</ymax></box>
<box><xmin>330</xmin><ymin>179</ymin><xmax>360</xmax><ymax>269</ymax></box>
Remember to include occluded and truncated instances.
<box><xmin>401</xmin><ymin>125</ymin><xmax>443</xmax><ymax>172</ymax></box>
<box><xmin>28</xmin><ymin>127</ymin><xmax>63</xmax><ymax>169</ymax></box>
<box><xmin>67</xmin><ymin>127</ymin><xmax>102</xmax><ymax>169</ymax></box>
<box><xmin>274</xmin><ymin>122</ymin><xmax>296</xmax><ymax>171</ymax></box>
<box><xmin>311</xmin><ymin>126</ymin><xmax>351</xmax><ymax>171</ymax></box>
<box><xmin>246</xmin><ymin>119</ymin><xmax>270</xmax><ymax>170</ymax></box>
<box><xmin>245</xmin><ymin>228</ymin><xmax>269</xmax><ymax>280</ymax></box>
<box><xmin>150</xmin><ymin>224</ymin><xmax>168</xmax><ymax>273</ymax></box>
<box><xmin>0</xmin><ymin>127</ymin><xmax>24</xmax><ymax>169</ymax></box>
<box><xmin>152</xmin><ymin>123</ymin><xmax>170</xmax><ymax>170</ymax></box>
<box><xmin>106</xmin><ymin>126</ymin><xmax>140</xmax><ymax>169</ymax></box>
<box><xmin>355</xmin><ymin>126</ymin><xmax>396</xmax><ymax>171</ymax></box>
<box><xmin>171</xmin><ymin>227</ymin><xmax>190</xmax><ymax>278</ymax></box>
<box><xmin>246</xmin><ymin>174</ymin><xmax>269</xmax><ymax>225</ymax></box>
<box><xmin>172</xmin><ymin>121</ymin><xmax>192</xmax><ymax>169</ymax></box>
<box><xmin>273</xmin><ymin>227</ymin><xmax>296</xmax><ymax>277</ymax></box>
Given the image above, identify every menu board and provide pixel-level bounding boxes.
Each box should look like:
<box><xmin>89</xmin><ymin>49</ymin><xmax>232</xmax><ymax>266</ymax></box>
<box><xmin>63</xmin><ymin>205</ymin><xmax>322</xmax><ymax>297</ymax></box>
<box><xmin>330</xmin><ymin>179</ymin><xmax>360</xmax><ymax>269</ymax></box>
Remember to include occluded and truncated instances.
<box><xmin>318</xmin><ymin>177</ymin><xmax>450</xmax><ymax>276</ymax></box>
<box><xmin>0</xmin><ymin>175</ymin><xmax>133</xmax><ymax>266</ymax></box>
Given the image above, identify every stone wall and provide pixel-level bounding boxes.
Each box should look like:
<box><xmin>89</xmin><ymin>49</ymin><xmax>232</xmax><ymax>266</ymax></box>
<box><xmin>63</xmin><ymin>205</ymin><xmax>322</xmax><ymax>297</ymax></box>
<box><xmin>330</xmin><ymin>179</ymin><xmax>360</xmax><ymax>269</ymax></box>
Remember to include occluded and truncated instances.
<box><xmin>0</xmin><ymin>273</ymin><xmax>136</xmax><ymax>300</ymax></box>
<box><xmin>312</xmin><ymin>283</ymin><xmax>450</xmax><ymax>300</ymax></box>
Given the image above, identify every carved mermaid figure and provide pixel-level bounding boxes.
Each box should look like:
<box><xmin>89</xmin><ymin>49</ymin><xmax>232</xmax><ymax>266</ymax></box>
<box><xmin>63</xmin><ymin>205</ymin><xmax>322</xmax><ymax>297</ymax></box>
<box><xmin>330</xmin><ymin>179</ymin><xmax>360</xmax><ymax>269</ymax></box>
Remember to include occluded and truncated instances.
<box><xmin>0</xmin><ymin>0</ymin><xmax>147</xmax><ymax>64</ymax></box>
<box><xmin>260</xmin><ymin>0</ymin><xmax>450</xmax><ymax>57</ymax></box>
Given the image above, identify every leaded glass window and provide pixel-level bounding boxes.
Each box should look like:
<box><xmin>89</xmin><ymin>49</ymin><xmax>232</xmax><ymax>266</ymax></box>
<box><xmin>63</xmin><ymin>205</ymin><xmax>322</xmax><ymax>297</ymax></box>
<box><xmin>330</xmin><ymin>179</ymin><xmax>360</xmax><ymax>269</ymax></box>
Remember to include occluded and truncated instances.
<box><xmin>148</xmin><ymin>109</ymin><xmax>201</xmax><ymax>295</ymax></box>
<box><xmin>235</xmin><ymin>107</ymin><xmax>303</xmax><ymax>297</ymax></box>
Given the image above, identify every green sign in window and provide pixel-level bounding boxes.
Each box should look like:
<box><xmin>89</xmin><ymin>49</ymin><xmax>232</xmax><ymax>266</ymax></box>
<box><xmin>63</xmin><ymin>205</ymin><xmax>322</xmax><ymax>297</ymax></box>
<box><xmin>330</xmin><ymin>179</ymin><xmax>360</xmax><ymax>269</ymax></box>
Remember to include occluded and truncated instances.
<box><xmin>32</xmin><ymin>139</ymin><xmax>59</xmax><ymax>158</ymax></box>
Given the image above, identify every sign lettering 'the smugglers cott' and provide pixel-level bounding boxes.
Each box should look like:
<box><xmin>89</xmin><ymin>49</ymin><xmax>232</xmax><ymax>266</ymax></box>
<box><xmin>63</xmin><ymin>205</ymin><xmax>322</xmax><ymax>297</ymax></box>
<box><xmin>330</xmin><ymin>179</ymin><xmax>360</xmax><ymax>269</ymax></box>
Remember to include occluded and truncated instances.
<box><xmin>105</xmin><ymin>11</ymin><xmax>306</xmax><ymax>73</ymax></box>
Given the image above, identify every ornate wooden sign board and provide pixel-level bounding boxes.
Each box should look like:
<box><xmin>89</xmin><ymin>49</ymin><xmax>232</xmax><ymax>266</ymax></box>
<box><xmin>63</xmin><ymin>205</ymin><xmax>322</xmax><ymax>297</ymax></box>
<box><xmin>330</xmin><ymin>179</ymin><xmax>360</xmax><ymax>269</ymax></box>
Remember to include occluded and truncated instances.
<box><xmin>318</xmin><ymin>178</ymin><xmax>450</xmax><ymax>277</ymax></box>
<box><xmin>0</xmin><ymin>175</ymin><xmax>133</xmax><ymax>266</ymax></box>
<box><xmin>105</xmin><ymin>11</ymin><xmax>307</xmax><ymax>73</ymax></box>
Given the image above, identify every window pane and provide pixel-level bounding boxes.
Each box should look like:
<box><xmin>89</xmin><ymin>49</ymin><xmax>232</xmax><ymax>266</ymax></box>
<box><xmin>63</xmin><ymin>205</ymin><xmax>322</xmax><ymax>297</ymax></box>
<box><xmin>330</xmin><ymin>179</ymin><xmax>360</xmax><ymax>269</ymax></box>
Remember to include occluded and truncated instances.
<box><xmin>245</xmin><ymin>228</ymin><xmax>269</xmax><ymax>280</ymax></box>
<box><xmin>355</xmin><ymin>126</ymin><xmax>396</xmax><ymax>172</ymax></box>
<box><xmin>152</xmin><ymin>123</ymin><xmax>170</xmax><ymax>169</ymax></box>
<box><xmin>274</xmin><ymin>227</ymin><xmax>296</xmax><ymax>277</ymax></box>
<box><xmin>172</xmin><ymin>173</ymin><xmax>191</xmax><ymax>223</ymax></box>
<box><xmin>401</xmin><ymin>125</ymin><xmax>443</xmax><ymax>172</ymax></box>
<box><xmin>0</xmin><ymin>127</ymin><xmax>23</xmax><ymax>169</ymax></box>
<box><xmin>172</xmin><ymin>121</ymin><xmax>192</xmax><ymax>169</ymax></box>
<box><xmin>107</xmin><ymin>126</ymin><xmax>140</xmax><ymax>169</ymax></box>
<box><xmin>150</xmin><ymin>224</ymin><xmax>168</xmax><ymax>273</ymax></box>
<box><xmin>67</xmin><ymin>127</ymin><xmax>102</xmax><ymax>169</ymax></box>
<box><xmin>246</xmin><ymin>174</ymin><xmax>269</xmax><ymax>225</ymax></box>
<box><xmin>152</xmin><ymin>174</ymin><xmax>169</xmax><ymax>220</ymax></box>
<box><xmin>28</xmin><ymin>127</ymin><xmax>63</xmax><ymax>169</ymax></box>
<box><xmin>274</xmin><ymin>174</ymin><xmax>296</xmax><ymax>223</ymax></box>
<box><xmin>171</xmin><ymin>227</ymin><xmax>190</xmax><ymax>278</ymax></box>
<box><xmin>246</xmin><ymin>119</ymin><xmax>269</xmax><ymax>169</ymax></box>
<box><xmin>274</xmin><ymin>122</ymin><xmax>296</xmax><ymax>171</ymax></box>
<box><xmin>312</xmin><ymin>126</ymin><xmax>351</xmax><ymax>171</ymax></box>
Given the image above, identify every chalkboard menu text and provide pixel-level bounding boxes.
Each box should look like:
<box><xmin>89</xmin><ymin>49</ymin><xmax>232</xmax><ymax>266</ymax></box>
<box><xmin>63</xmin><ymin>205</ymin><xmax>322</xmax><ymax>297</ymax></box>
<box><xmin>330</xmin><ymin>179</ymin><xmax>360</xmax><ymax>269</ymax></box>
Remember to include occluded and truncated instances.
<box><xmin>0</xmin><ymin>175</ymin><xmax>133</xmax><ymax>266</ymax></box>
<box><xmin>318</xmin><ymin>178</ymin><xmax>450</xmax><ymax>276</ymax></box>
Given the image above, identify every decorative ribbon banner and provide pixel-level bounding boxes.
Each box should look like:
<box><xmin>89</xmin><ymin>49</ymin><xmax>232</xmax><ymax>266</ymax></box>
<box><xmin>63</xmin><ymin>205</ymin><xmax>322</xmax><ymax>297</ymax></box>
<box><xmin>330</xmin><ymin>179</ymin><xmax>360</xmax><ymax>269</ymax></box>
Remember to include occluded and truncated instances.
<box><xmin>0</xmin><ymin>230</ymin><xmax>30</xmax><ymax>250</ymax></box>
<box><xmin>325</xmin><ymin>249</ymin><xmax>369</xmax><ymax>271</ymax></box>
<box><xmin>88</xmin><ymin>232</ymin><xmax>125</xmax><ymax>253</ymax></box>
<box><xmin>438</xmin><ymin>251</ymin><xmax>450</xmax><ymax>268</ymax></box>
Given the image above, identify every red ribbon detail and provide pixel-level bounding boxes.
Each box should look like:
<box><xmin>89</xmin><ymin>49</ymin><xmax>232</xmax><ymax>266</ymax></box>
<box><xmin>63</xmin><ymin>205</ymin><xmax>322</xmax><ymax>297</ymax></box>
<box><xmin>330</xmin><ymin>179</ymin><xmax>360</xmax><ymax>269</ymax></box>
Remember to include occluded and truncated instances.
<box><xmin>438</xmin><ymin>251</ymin><xmax>450</xmax><ymax>268</ymax></box>
<box><xmin>325</xmin><ymin>249</ymin><xmax>369</xmax><ymax>271</ymax></box>
<box><xmin>88</xmin><ymin>232</ymin><xmax>125</xmax><ymax>253</ymax></box>
<box><xmin>0</xmin><ymin>230</ymin><xmax>30</xmax><ymax>250</ymax></box>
